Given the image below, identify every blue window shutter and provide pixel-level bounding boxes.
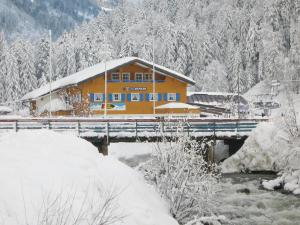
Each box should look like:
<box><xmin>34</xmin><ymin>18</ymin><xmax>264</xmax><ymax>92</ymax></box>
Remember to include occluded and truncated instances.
<box><xmin>146</xmin><ymin>94</ymin><xmax>150</xmax><ymax>101</ymax></box>
<box><xmin>139</xmin><ymin>94</ymin><xmax>144</xmax><ymax>101</ymax></box>
<box><xmin>127</xmin><ymin>94</ymin><xmax>131</xmax><ymax>102</ymax></box>
<box><xmin>164</xmin><ymin>93</ymin><xmax>168</xmax><ymax>101</ymax></box>
<box><xmin>89</xmin><ymin>93</ymin><xmax>94</xmax><ymax>102</ymax></box>
<box><xmin>109</xmin><ymin>94</ymin><xmax>113</xmax><ymax>102</ymax></box>
<box><xmin>121</xmin><ymin>94</ymin><xmax>125</xmax><ymax>102</ymax></box>
<box><xmin>102</xmin><ymin>94</ymin><xmax>105</xmax><ymax>101</ymax></box>
<box><xmin>176</xmin><ymin>93</ymin><xmax>180</xmax><ymax>102</ymax></box>
<box><xmin>158</xmin><ymin>93</ymin><xmax>162</xmax><ymax>101</ymax></box>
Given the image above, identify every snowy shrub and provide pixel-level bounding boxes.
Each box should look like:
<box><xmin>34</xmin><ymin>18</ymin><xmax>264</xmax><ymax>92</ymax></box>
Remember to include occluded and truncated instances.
<box><xmin>30</xmin><ymin>185</ymin><xmax>122</xmax><ymax>225</ymax></box>
<box><xmin>141</xmin><ymin>130</ymin><xmax>221</xmax><ymax>224</ymax></box>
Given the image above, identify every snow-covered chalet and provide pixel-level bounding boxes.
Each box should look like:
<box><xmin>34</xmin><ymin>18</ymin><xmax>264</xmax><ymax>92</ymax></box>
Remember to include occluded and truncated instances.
<box><xmin>22</xmin><ymin>57</ymin><xmax>199</xmax><ymax>116</ymax></box>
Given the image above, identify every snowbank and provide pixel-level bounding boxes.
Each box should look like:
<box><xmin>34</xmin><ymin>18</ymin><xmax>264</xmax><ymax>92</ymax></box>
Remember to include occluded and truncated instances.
<box><xmin>222</xmin><ymin>122</ymin><xmax>292</xmax><ymax>173</ymax></box>
<box><xmin>0</xmin><ymin>130</ymin><xmax>178</xmax><ymax>225</ymax></box>
<box><xmin>109</xmin><ymin>142</ymin><xmax>154</xmax><ymax>160</ymax></box>
<box><xmin>223</xmin><ymin>79</ymin><xmax>300</xmax><ymax>173</ymax></box>
<box><xmin>262</xmin><ymin>170</ymin><xmax>300</xmax><ymax>195</ymax></box>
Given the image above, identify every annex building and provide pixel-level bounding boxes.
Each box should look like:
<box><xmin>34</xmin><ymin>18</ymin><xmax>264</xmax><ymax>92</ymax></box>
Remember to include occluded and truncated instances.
<box><xmin>22</xmin><ymin>57</ymin><xmax>199</xmax><ymax>116</ymax></box>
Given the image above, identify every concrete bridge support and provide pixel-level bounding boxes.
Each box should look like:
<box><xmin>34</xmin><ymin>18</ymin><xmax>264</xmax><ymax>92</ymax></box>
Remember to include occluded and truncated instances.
<box><xmin>83</xmin><ymin>136</ymin><xmax>109</xmax><ymax>156</ymax></box>
<box><xmin>98</xmin><ymin>139</ymin><xmax>109</xmax><ymax>156</ymax></box>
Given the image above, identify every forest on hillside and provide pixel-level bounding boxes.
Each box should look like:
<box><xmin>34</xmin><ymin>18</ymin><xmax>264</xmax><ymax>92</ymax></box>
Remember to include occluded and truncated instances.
<box><xmin>0</xmin><ymin>0</ymin><xmax>299</xmax><ymax>107</ymax></box>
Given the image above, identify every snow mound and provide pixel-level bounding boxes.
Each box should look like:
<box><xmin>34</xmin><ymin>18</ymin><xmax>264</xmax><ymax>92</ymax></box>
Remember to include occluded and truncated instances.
<box><xmin>0</xmin><ymin>130</ymin><xmax>178</xmax><ymax>225</ymax></box>
<box><xmin>222</xmin><ymin>122</ymin><xmax>291</xmax><ymax>173</ymax></box>
<box><xmin>109</xmin><ymin>142</ymin><xmax>154</xmax><ymax>160</ymax></box>
<box><xmin>262</xmin><ymin>170</ymin><xmax>300</xmax><ymax>195</ymax></box>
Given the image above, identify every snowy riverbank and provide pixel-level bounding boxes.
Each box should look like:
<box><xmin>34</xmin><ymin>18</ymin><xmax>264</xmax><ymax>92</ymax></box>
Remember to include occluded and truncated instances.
<box><xmin>0</xmin><ymin>130</ymin><xmax>178</xmax><ymax>225</ymax></box>
<box><xmin>221</xmin><ymin>121</ymin><xmax>293</xmax><ymax>173</ymax></box>
<box><xmin>222</xmin><ymin>80</ymin><xmax>300</xmax><ymax>196</ymax></box>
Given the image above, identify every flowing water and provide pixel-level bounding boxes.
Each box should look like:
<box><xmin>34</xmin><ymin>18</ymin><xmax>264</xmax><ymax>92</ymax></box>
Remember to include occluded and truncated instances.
<box><xmin>118</xmin><ymin>154</ymin><xmax>300</xmax><ymax>225</ymax></box>
<box><xmin>217</xmin><ymin>173</ymin><xmax>300</xmax><ymax>225</ymax></box>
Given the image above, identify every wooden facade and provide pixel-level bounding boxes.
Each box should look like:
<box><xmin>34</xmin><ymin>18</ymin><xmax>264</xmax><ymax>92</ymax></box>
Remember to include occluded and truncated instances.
<box><xmin>26</xmin><ymin>58</ymin><xmax>197</xmax><ymax>116</ymax></box>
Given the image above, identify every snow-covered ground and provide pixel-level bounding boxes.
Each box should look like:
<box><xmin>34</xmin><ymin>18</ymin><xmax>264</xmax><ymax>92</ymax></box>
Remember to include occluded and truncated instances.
<box><xmin>0</xmin><ymin>130</ymin><xmax>178</xmax><ymax>225</ymax></box>
<box><xmin>109</xmin><ymin>142</ymin><xmax>154</xmax><ymax>167</ymax></box>
<box><xmin>221</xmin><ymin>121</ymin><xmax>292</xmax><ymax>172</ymax></box>
<box><xmin>262</xmin><ymin>169</ymin><xmax>300</xmax><ymax>195</ymax></box>
<box><xmin>222</xmin><ymin>80</ymin><xmax>300</xmax><ymax>195</ymax></box>
<box><xmin>223</xmin><ymin>80</ymin><xmax>300</xmax><ymax>172</ymax></box>
<box><xmin>109</xmin><ymin>142</ymin><xmax>300</xmax><ymax>225</ymax></box>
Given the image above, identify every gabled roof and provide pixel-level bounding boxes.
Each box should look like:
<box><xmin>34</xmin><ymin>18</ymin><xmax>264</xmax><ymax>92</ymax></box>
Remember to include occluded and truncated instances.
<box><xmin>22</xmin><ymin>57</ymin><xmax>195</xmax><ymax>101</ymax></box>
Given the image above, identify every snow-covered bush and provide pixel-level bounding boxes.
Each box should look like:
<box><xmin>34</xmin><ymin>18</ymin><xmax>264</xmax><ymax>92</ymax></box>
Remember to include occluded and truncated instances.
<box><xmin>141</xmin><ymin>131</ymin><xmax>220</xmax><ymax>224</ymax></box>
<box><xmin>30</xmin><ymin>185</ymin><xmax>122</xmax><ymax>225</ymax></box>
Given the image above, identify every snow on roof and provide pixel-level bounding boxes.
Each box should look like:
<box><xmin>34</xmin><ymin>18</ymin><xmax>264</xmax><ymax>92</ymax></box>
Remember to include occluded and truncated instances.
<box><xmin>187</xmin><ymin>91</ymin><xmax>239</xmax><ymax>97</ymax></box>
<box><xmin>0</xmin><ymin>105</ymin><xmax>12</xmax><ymax>113</ymax></box>
<box><xmin>156</xmin><ymin>102</ymin><xmax>199</xmax><ymax>109</ymax></box>
<box><xmin>188</xmin><ymin>92</ymin><xmax>248</xmax><ymax>106</ymax></box>
<box><xmin>22</xmin><ymin>57</ymin><xmax>195</xmax><ymax>101</ymax></box>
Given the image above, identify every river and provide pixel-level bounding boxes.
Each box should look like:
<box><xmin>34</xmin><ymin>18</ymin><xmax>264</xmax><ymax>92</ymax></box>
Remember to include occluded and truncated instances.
<box><xmin>217</xmin><ymin>173</ymin><xmax>300</xmax><ymax>225</ymax></box>
<box><xmin>115</xmin><ymin>152</ymin><xmax>300</xmax><ymax>225</ymax></box>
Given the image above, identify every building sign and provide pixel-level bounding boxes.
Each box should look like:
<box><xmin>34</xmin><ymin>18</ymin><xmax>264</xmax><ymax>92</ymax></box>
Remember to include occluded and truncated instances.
<box><xmin>125</xmin><ymin>87</ymin><xmax>147</xmax><ymax>91</ymax></box>
<box><xmin>90</xmin><ymin>102</ymin><xmax>126</xmax><ymax>111</ymax></box>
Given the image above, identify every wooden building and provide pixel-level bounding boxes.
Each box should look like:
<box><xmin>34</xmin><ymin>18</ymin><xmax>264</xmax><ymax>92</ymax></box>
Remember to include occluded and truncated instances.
<box><xmin>22</xmin><ymin>57</ymin><xmax>198</xmax><ymax>116</ymax></box>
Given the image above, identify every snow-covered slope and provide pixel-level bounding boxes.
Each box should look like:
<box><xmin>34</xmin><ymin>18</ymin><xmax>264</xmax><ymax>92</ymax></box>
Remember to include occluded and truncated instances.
<box><xmin>0</xmin><ymin>130</ymin><xmax>178</xmax><ymax>225</ymax></box>
<box><xmin>222</xmin><ymin>80</ymin><xmax>300</xmax><ymax>173</ymax></box>
<box><xmin>243</xmin><ymin>80</ymin><xmax>300</xmax><ymax>119</ymax></box>
<box><xmin>0</xmin><ymin>0</ymin><xmax>100</xmax><ymax>40</ymax></box>
<box><xmin>222</xmin><ymin>122</ymin><xmax>292</xmax><ymax>172</ymax></box>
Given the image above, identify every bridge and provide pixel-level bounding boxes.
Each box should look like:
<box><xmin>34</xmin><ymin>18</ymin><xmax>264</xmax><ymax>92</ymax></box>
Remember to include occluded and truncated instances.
<box><xmin>0</xmin><ymin>118</ymin><xmax>267</xmax><ymax>155</ymax></box>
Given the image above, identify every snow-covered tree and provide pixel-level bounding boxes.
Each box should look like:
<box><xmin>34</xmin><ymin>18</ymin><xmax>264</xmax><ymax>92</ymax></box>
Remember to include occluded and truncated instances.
<box><xmin>35</xmin><ymin>38</ymin><xmax>50</xmax><ymax>86</ymax></box>
<box><xmin>141</xmin><ymin>126</ymin><xmax>220</xmax><ymax>224</ymax></box>
<box><xmin>11</xmin><ymin>39</ymin><xmax>37</xmax><ymax>96</ymax></box>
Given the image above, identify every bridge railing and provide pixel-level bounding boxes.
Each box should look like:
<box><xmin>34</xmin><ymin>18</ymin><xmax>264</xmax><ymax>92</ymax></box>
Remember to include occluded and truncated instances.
<box><xmin>0</xmin><ymin>118</ymin><xmax>267</xmax><ymax>138</ymax></box>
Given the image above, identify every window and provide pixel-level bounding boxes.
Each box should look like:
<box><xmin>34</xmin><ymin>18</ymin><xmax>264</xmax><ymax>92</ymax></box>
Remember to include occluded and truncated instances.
<box><xmin>111</xmin><ymin>73</ymin><xmax>120</xmax><ymax>81</ymax></box>
<box><xmin>112</xmin><ymin>93</ymin><xmax>121</xmax><ymax>102</ymax></box>
<box><xmin>135</xmin><ymin>73</ymin><xmax>143</xmax><ymax>81</ymax></box>
<box><xmin>167</xmin><ymin>93</ymin><xmax>176</xmax><ymax>101</ymax></box>
<box><xmin>143</xmin><ymin>73</ymin><xmax>152</xmax><ymax>81</ymax></box>
<box><xmin>122</xmin><ymin>73</ymin><xmax>130</xmax><ymax>81</ymax></box>
<box><xmin>149</xmin><ymin>93</ymin><xmax>158</xmax><ymax>101</ymax></box>
<box><xmin>94</xmin><ymin>93</ymin><xmax>103</xmax><ymax>102</ymax></box>
<box><xmin>131</xmin><ymin>93</ymin><xmax>140</xmax><ymax>102</ymax></box>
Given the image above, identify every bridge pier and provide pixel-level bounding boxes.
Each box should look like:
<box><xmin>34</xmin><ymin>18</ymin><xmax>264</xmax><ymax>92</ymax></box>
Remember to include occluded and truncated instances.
<box><xmin>97</xmin><ymin>139</ymin><xmax>109</xmax><ymax>156</ymax></box>
<box><xmin>83</xmin><ymin>136</ymin><xmax>109</xmax><ymax>156</ymax></box>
